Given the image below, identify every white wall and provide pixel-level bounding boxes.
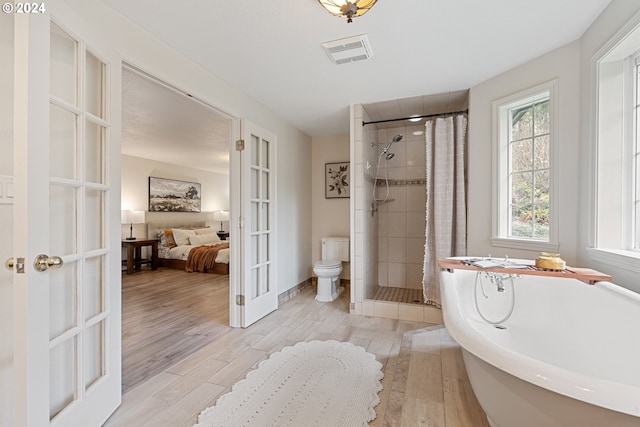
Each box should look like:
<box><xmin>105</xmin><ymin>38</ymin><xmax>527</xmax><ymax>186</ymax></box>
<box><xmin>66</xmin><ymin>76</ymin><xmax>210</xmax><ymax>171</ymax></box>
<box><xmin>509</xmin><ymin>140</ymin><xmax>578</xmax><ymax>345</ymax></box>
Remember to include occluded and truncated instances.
<box><xmin>577</xmin><ymin>0</ymin><xmax>640</xmax><ymax>290</ymax></box>
<box><xmin>64</xmin><ymin>0</ymin><xmax>312</xmax><ymax>293</ymax></box>
<box><xmin>468</xmin><ymin>41</ymin><xmax>581</xmax><ymax>264</ymax></box>
<box><xmin>121</xmin><ymin>154</ymin><xmax>230</xmax><ymax>238</ymax></box>
<box><xmin>0</xmin><ymin>11</ymin><xmax>13</xmax><ymax>427</ymax></box>
<box><xmin>311</xmin><ymin>134</ymin><xmax>350</xmax><ymax>278</ymax></box>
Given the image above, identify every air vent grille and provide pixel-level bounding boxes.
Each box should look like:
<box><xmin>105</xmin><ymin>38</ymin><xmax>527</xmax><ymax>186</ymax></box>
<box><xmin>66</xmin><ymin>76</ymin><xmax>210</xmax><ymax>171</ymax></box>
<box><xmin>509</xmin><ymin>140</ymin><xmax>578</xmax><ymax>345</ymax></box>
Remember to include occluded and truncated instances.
<box><xmin>321</xmin><ymin>34</ymin><xmax>373</xmax><ymax>65</ymax></box>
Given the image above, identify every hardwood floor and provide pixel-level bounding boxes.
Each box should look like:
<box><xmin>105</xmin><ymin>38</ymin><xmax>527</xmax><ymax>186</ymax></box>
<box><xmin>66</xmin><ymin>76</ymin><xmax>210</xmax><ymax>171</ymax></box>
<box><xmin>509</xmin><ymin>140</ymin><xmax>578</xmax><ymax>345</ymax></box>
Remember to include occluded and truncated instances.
<box><xmin>121</xmin><ymin>268</ymin><xmax>231</xmax><ymax>392</ymax></box>
<box><xmin>110</xmin><ymin>268</ymin><xmax>488</xmax><ymax>426</ymax></box>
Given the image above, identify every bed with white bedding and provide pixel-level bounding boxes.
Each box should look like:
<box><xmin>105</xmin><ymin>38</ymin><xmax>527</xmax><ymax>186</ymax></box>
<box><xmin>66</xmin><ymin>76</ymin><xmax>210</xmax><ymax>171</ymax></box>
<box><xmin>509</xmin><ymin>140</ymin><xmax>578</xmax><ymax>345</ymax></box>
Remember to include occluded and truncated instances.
<box><xmin>149</xmin><ymin>221</ymin><xmax>230</xmax><ymax>275</ymax></box>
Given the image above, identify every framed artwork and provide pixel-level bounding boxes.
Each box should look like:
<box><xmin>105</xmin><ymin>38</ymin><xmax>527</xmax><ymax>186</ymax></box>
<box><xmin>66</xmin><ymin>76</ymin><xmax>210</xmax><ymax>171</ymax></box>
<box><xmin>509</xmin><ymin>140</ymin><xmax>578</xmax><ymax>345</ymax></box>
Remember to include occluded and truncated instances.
<box><xmin>325</xmin><ymin>162</ymin><xmax>350</xmax><ymax>199</ymax></box>
<box><xmin>149</xmin><ymin>176</ymin><xmax>202</xmax><ymax>212</ymax></box>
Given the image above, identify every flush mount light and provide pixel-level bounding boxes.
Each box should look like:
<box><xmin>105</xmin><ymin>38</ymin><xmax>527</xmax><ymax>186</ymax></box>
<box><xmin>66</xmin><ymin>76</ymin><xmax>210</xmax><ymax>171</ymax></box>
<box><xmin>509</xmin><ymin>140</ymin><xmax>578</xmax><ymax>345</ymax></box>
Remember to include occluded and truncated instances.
<box><xmin>317</xmin><ymin>0</ymin><xmax>377</xmax><ymax>23</ymax></box>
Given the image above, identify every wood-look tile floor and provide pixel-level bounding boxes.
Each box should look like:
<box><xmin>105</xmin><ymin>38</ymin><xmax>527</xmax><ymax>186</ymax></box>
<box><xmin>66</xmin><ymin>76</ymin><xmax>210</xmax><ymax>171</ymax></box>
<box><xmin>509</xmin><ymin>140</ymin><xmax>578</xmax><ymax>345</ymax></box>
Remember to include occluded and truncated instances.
<box><xmin>107</xmin><ymin>269</ymin><xmax>488</xmax><ymax>427</ymax></box>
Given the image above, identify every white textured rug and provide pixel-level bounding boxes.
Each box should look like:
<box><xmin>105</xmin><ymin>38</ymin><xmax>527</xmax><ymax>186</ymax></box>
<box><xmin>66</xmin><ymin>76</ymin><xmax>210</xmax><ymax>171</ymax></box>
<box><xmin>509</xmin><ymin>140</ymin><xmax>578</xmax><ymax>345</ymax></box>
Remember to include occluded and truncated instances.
<box><xmin>194</xmin><ymin>340</ymin><xmax>384</xmax><ymax>427</ymax></box>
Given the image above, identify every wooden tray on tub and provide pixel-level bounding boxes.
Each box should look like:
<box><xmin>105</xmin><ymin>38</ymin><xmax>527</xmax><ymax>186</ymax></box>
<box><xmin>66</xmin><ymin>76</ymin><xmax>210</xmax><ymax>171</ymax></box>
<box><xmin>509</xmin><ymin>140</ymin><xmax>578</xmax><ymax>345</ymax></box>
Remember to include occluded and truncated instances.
<box><xmin>438</xmin><ymin>259</ymin><xmax>611</xmax><ymax>285</ymax></box>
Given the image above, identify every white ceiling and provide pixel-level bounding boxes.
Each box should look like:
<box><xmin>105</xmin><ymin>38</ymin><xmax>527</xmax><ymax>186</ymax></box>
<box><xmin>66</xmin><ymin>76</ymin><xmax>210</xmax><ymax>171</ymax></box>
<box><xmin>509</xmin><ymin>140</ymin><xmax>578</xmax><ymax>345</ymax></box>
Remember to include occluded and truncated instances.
<box><xmin>111</xmin><ymin>0</ymin><xmax>610</xmax><ymax>170</ymax></box>
<box><xmin>121</xmin><ymin>67</ymin><xmax>232</xmax><ymax>174</ymax></box>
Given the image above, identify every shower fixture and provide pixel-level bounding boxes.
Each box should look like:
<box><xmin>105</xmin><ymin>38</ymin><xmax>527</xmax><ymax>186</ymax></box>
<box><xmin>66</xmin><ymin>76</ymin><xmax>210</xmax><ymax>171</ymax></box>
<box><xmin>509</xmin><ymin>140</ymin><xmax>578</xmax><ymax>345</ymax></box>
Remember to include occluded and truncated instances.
<box><xmin>372</xmin><ymin>134</ymin><xmax>403</xmax><ymax>203</ymax></box>
<box><xmin>372</xmin><ymin>134</ymin><xmax>403</xmax><ymax>159</ymax></box>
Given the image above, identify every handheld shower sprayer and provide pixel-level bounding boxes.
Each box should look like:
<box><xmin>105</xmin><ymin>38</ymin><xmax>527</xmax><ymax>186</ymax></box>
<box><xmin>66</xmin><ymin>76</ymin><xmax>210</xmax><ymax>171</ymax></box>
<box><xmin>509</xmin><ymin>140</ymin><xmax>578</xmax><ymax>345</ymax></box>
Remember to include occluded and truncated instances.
<box><xmin>380</xmin><ymin>134</ymin><xmax>403</xmax><ymax>159</ymax></box>
<box><xmin>373</xmin><ymin>134</ymin><xmax>404</xmax><ymax>203</ymax></box>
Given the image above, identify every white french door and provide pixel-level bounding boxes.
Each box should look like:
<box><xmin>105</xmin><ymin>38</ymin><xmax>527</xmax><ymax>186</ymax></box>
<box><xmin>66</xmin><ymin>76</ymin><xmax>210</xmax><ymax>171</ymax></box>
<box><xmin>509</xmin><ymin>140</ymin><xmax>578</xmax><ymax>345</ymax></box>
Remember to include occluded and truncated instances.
<box><xmin>11</xmin><ymin>4</ymin><xmax>121</xmax><ymax>426</ymax></box>
<box><xmin>232</xmin><ymin>120</ymin><xmax>278</xmax><ymax>328</ymax></box>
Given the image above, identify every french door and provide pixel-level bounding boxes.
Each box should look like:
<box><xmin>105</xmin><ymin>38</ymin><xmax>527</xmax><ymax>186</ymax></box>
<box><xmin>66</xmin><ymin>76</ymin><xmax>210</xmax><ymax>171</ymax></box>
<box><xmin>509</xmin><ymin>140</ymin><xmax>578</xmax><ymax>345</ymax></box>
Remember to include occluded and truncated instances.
<box><xmin>231</xmin><ymin>120</ymin><xmax>278</xmax><ymax>327</ymax></box>
<box><xmin>10</xmin><ymin>4</ymin><xmax>121</xmax><ymax>426</ymax></box>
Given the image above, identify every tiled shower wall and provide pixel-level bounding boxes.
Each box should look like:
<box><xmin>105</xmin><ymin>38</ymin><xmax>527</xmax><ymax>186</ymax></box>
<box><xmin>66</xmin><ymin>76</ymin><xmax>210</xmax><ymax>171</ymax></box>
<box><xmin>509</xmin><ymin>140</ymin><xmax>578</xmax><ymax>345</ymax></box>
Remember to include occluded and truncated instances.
<box><xmin>352</xmin><ymin>106</ymin><xmax>443</xmax><ymax>324</ymax></box>
<box><xmin>352</xmin><ymin>105</ymin><xmax>379</xmax><ymax>302</ymax></box>
<box><xmin>376</xmin><ymin>125</ymin><xmax>427</xmax><ymax>290</ymax></box>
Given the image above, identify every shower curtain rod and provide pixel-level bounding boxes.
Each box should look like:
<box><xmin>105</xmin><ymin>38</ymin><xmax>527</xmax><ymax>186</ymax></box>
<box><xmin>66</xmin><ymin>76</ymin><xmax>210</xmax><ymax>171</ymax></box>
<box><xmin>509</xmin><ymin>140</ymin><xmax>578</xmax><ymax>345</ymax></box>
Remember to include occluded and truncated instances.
<box><xmin>362</xmin><ymin>109</ymin><xmax>468</xmax><ymax>126</ymax></box>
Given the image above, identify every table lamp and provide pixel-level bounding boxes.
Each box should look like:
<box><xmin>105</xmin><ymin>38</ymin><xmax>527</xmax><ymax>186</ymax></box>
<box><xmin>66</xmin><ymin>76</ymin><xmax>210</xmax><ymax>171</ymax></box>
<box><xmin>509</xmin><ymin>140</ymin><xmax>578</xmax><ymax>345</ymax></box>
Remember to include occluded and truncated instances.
<box><xmin>121</xmin><ymin>210</ymin><xmax>146</xmax><ymax>240</ymax></box>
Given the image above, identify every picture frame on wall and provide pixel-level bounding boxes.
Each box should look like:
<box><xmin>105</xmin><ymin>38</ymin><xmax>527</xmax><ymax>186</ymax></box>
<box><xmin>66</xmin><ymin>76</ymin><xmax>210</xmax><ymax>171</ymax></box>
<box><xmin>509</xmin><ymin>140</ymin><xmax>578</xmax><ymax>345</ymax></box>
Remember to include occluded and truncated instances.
<box><xmin>149</xmin><ymin>176</ymin><xmax>202</xmax><ymax>212</ymax></box>
<box><xmin>325</xmin><ymin>162</ymin><xmax>350</xmax><ymax>199</ymax></box>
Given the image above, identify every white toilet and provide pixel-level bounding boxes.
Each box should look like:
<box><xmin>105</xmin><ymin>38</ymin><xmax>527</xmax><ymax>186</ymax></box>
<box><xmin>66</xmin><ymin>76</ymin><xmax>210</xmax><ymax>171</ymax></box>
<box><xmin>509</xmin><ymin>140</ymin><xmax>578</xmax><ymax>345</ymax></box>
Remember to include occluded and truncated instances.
<box><xmin>313</xmin><ymin>237</ymin><xmax>349</xmax><ymax>302</ymax></box>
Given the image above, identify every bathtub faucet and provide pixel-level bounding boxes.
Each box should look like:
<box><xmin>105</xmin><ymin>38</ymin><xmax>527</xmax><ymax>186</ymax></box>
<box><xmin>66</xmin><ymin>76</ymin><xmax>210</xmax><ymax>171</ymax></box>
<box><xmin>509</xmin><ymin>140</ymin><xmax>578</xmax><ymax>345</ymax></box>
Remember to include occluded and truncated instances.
<box><xmin>492</xmin><ymin>275</ymin><xmax>506</xmax><ymax>292</ymax></box>
<box><xmin>483</xmin><ymin>272</ymin><xmax>520</xmax><ymax>293</ymax></box>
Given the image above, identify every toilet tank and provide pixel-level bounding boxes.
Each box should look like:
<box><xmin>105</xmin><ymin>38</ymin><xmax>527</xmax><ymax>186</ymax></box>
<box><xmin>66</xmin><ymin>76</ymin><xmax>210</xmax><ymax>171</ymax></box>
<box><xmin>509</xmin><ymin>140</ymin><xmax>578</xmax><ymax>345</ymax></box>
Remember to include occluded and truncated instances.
<box><xmin>321</xmin><ymin>237</ymin><xmax>350</xmax><ymax>262</ymax></box>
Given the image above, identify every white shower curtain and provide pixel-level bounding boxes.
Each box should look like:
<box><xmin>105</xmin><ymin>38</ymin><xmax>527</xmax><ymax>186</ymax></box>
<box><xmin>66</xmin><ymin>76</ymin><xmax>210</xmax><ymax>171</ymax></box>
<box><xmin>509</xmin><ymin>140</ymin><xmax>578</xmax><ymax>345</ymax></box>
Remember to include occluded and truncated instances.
<box><xmin>422</xmin><ymin>114</ymin><xmax>467</xmax><ymax>307</ymax></box>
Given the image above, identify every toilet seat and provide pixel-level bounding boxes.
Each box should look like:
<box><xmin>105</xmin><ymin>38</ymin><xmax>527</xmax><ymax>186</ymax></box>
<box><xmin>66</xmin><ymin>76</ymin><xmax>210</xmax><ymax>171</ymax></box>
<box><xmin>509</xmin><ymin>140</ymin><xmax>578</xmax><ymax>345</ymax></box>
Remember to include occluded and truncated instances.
<box><xmin>314</xmin><ymin>259</ymin><xmax>341</xmax><ymax>269</ymax></box>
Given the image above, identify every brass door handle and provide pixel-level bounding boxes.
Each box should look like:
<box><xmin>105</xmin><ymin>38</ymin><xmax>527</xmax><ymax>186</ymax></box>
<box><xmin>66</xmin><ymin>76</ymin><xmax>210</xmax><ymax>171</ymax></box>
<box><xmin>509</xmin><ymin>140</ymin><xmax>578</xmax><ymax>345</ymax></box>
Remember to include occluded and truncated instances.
<box><xmin>34</xmin><ymin>254</ymin><xmax>64</xmax><ymax>272</ymax></box>
<box><xmin>6</xmin><ymin>257</ymin><xmax>25</xmax><ymax>273</ymax></box>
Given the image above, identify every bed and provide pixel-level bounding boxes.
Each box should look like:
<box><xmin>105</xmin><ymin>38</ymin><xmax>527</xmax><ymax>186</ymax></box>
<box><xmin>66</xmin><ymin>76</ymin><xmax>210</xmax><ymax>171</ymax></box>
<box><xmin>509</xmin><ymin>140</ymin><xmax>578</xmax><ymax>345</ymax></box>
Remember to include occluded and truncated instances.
<box><xmin>148</xmin><ymin>221</ymin><xmax>230</xmax><ymax>275</ymax></box>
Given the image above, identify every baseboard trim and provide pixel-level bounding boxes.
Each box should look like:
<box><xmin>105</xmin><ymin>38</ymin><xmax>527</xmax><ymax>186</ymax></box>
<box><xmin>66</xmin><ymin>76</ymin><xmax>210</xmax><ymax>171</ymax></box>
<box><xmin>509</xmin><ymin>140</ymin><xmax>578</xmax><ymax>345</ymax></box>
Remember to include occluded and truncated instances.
<box><xmin>278</xmin><ymin>278</ymin><xmax>313</xmax><ymax>305</ymax></box>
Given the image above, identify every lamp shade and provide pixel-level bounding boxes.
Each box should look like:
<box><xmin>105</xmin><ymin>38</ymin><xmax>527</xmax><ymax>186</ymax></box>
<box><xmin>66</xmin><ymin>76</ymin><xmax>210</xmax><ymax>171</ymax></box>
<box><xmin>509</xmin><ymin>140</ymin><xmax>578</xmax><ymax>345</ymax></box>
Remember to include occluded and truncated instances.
<box><xmin>318</xmin><ymin>0</ymin><xmax>377</xmax><ymax>22</ymax></box>
<box><xmin>213</xmin><ymin>210</ymin><xmax>230</xmax><ymax>222</ymax></box>
<box><xmin>121</xmin><ymin>210</ymin><xmax>146</xmax><ymax>224</ymax></box>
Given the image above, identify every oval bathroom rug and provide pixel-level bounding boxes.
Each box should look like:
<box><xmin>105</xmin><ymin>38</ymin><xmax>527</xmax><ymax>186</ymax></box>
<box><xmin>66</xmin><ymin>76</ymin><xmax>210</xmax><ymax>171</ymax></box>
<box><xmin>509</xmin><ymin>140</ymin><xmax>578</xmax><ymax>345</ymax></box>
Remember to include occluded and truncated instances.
<box><xmin>193</xmin><ymin>340</ymin><xmax>384</xmax><ymax>427</ymax></box>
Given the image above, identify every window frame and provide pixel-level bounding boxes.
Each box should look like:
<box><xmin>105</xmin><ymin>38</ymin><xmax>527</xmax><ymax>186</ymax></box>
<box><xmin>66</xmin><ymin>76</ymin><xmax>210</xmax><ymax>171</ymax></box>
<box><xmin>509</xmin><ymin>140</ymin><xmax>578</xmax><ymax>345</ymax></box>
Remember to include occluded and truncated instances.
<box><xmin>491</xmin><ymin>80</ymin><xmax>559</xmax><ymax>252</ymax></box>
<box><xmin>588</xmin><ymin>15</ymin><xmax>640</xmax><ymax>273</ymax></box>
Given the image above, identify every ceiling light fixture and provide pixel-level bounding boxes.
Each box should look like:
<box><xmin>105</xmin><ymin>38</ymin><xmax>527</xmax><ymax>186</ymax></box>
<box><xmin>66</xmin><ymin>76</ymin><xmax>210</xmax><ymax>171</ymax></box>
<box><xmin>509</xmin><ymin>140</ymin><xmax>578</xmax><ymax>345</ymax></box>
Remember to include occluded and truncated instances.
<box><xmin>317</xmin><ymin>0</ymin><xmax>377</xmax><ymax>23</ymax></box>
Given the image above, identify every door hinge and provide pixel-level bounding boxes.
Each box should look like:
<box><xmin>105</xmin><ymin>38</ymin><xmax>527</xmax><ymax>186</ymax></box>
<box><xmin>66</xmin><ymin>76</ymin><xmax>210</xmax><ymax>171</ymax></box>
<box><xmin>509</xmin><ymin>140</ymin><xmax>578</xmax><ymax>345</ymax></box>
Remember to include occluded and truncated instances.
<box><xmin>236</xmin><ymin>139</ymin><xmax>245</xmax><ymax>151</ymax></box>
<box><xmin>236</xmin><ymin>294</ymin><xmax>245</xmax><ymax>306</ymax></box>
<box><xmin>237</xmin><ymin>216</ymin><xmax>245</xmax><ymax>229</ymax></box>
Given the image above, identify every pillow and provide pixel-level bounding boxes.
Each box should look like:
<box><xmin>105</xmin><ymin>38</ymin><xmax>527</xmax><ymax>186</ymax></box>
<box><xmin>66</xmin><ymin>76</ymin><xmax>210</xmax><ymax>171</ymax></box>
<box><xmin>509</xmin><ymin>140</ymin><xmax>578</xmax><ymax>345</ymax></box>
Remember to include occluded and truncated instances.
<box><xmin>189</xmin><ymin>233</ymin><xmax>219</xmax><ymax>246</ymax></box>
<box><xmin>194</xmin><ymin>227</ymin><xmax>216</xmax><ymax>235</ymax></box>
<box><xmin>163</xmin><ymin>229</ymin><xmax>177</xmax><ymax>248</ymax></box>
<box><xmin>172</xmin><ymin>228</ymin><xmax>196</xmax><ymax>246</ymax></box>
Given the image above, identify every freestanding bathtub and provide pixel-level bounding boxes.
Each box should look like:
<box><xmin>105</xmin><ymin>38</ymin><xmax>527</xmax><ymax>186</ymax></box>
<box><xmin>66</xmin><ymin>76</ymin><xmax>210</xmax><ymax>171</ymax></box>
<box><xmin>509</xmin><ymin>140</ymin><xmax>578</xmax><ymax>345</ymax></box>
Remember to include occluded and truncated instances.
<box><xmin>439</xmin><ymin>258</ymin><xmax>640</xmax><ymax>427</ymax></box>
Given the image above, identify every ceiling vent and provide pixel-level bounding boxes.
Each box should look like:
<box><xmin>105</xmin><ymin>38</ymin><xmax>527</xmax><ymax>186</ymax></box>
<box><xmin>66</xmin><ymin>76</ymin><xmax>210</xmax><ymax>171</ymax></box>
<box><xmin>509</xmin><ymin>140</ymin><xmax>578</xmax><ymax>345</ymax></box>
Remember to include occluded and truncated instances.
<box><xmin>321</xmin><ymin>34</ymin><xmax>373</xmax><ymax>65</ymax></box>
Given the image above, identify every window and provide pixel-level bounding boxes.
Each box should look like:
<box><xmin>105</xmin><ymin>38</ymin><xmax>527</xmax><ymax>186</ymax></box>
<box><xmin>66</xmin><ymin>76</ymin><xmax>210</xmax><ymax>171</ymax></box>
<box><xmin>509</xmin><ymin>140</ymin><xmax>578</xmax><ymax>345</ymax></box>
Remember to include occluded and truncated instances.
<box><xmin>591</xmin><ymin>21</ymin><xmax>640</xmax><ymax>270</ymax></box>
<box><xmin>492</xmin><ymin>81</ymin><xmax>558</xmax><ymax>251</ymax></box>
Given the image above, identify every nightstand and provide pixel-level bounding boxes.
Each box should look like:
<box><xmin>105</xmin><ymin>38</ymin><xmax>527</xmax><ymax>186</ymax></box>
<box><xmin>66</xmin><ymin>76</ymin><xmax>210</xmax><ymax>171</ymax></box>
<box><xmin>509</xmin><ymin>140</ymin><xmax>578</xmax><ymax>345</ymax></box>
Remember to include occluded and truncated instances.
<box><xmin>122</xmin><ymin>239</ymin><xmax>159</xmax><ymax>274</ymax></box>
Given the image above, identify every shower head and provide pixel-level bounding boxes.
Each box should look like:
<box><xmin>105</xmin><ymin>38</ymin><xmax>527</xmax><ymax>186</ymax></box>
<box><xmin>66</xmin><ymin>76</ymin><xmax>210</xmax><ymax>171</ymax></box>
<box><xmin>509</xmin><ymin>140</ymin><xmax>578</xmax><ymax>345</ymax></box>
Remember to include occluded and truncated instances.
<box><xmin>382</xmin><ymin>134</ymin><xmax>403</xmax><ymax>155</ymax></box>
<box><xmin>385</xmin><ymin>152</ymin><xmax>395</xmax><ymax>160</ymax></box>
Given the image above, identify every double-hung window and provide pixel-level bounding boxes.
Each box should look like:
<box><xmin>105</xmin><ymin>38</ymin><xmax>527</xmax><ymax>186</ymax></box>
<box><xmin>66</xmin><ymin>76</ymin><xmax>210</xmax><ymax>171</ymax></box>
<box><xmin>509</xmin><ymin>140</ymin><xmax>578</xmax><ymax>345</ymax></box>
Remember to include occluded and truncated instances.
<box><xmin>591</xmin><ymin>21</ymin><xmax>640</xmax><ymax>270</ymax></box>
<box><xmin>492</xmin><ymin>80</ymin><xmax>559</xmax><ymax>251</ymax></box>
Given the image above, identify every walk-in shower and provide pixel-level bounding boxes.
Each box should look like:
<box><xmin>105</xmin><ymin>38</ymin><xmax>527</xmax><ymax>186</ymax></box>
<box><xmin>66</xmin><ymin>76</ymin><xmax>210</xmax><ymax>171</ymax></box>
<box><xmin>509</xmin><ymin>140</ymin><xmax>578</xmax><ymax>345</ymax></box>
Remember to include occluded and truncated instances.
<box><xmin>372</xmin><ymin>134</ymin><xmax>403</xmax><ymax>203</ymax></box>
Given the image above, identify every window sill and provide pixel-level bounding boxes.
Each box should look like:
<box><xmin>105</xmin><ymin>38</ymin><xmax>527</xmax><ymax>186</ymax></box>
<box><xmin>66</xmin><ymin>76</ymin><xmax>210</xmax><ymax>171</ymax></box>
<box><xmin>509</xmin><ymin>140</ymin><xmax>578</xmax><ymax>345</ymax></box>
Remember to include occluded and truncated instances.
<box><xmin>490</xmin><ymin>237</ymin><xmax>559</xmax><ymax>253</ymax></box>
<box><xmin>586</xmin><ymin>248</ymin><xmax>640</xmax><ymax>274</ymax></box>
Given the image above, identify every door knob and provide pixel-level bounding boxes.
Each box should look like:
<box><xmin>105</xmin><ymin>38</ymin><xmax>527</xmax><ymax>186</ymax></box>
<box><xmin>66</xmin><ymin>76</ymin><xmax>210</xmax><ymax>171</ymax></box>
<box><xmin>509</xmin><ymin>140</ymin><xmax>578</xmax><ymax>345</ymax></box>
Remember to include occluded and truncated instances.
<box><xmin>33</xmin><ymin>254</ymin><xmax>64</xmax><ymax>272</ymax></box>
<box><xmin>6</xmin><ymin>257</ymin><xmax>25</xmax><ymax>273</ymax></box>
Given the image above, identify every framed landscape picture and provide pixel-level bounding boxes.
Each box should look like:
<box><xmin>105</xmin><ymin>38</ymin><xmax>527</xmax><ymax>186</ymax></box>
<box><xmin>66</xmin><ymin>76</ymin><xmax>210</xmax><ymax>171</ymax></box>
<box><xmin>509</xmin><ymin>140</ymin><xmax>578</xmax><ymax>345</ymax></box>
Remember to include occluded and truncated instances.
<box><xmin>325</xmin><ymin>162</ymin><xmax>350</xmax><ymax>199</ymax></box>
<box><xmin>149</xmin><ymin>177</ymin><xmax>201</xmax><ymax>212</ymax></box>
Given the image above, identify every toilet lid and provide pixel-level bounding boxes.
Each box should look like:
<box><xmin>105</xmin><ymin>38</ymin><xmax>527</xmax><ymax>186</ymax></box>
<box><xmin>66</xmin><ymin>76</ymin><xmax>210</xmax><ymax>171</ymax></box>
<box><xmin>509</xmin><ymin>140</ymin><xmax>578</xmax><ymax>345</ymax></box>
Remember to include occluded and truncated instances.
<box><xmin>314</xmin><ymin>259</ymin><xmax>341</xmax><ymax>269</ymax></box>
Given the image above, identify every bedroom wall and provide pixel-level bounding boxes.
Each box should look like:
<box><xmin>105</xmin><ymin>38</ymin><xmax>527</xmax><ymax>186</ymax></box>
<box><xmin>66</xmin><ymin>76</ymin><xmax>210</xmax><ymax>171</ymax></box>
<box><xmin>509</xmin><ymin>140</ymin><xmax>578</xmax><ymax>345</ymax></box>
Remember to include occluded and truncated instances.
<box><xmin>467</xmin><ymin>40</ymin><xmax>581</xmax><ymax>265</ymax></box>
<box><xmin>121</xmin><ymin>154</ymin><xmax>230</xmax><ymax>239</ymax></box>
<box><xmin>311</xmin><ymin>134</ymin><xmax>350</xmax><ymax>279</ymax></box>
<box><xmin>64</xmin><ymin>0</ymin><xmax>313</xmax><ymax>295</ymax></box>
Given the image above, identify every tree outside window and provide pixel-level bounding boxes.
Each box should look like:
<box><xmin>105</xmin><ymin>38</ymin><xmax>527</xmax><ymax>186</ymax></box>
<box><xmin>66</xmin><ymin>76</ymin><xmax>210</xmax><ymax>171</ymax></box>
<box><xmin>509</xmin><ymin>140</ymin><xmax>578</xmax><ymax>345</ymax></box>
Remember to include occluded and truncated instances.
<box><xmin>509</xmin><ymin>99</ymin><xmax>550</xmax><ymax>240</ymax></box>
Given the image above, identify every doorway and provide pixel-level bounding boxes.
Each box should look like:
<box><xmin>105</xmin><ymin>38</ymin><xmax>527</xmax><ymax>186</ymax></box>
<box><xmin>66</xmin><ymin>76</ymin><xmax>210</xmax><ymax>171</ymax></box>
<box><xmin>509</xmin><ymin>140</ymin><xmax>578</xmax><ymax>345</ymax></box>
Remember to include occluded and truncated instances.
<box><xmin>120</xmin><ymin>65</ymin><xmax>234</xmax><ymax>390</ymax></box>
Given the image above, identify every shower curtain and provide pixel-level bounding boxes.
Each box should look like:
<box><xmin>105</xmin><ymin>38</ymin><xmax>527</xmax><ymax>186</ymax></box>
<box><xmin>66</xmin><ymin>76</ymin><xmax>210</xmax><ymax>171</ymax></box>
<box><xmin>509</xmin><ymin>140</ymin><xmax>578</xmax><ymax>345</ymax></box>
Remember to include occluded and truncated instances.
<box><xmin>422</xmin><ymin>114</ymin><xmax>467</xmax><ymax>307</ymax></box>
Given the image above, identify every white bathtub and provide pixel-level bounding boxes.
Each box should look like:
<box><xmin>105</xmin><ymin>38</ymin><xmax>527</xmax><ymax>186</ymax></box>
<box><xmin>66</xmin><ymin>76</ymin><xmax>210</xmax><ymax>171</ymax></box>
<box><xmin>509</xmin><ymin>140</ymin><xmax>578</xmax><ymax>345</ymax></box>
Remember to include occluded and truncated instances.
<box><xmin>440</xmin><ymin>259</ymin><xmax>640</xmax><ymax>427</ymax></box>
